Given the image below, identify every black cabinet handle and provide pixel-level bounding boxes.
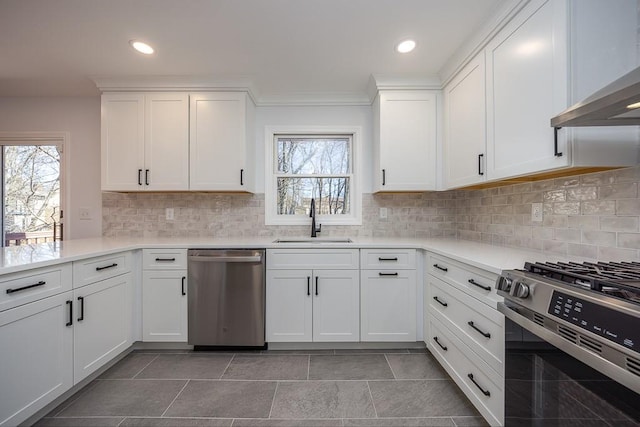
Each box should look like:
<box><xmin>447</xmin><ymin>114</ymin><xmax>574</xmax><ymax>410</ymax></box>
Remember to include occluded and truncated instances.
<box><xmin>379</xmin><ymin>272</ymin><xmax>399</xmax><ymax>276</ymax></box>
<box><xmin>307</xmin><ymin>276</ymin><xmax>311</xmax><ymax>296</ymax></box>
<box><xmin>478</xmin><ymin>153</ymin><xmax>484</xmax><ymax>176</ymax></box>
<box><xmin>433</xmin><ymin>264</ymin><xmax>448</xmax><ymax>272</ymax></box>
<box><xmin>433</xmin><ymin>336</ymin><xmax>448</xmax><ymax>351</ymax></box>
<box><xmin>240</xmin><ymin>169</ymin><xmax>244</xmax><ymax>186</ymax></box>
<box><xmin>468</xmin><ymin>278</ymin><xmax>491</xmax><ymax>291</ymax></box>
<box><xmin>382</xmin><ymin>169</ymin><xmax>386</xmax><ymax>186</ymax></box>
<box><xmin>433</xmin><ymin>296</ymin><xmax>448</xmax><ymax>307</ymax></box>
<box><xmin>468</xmin><ymin>373</ymin><xmax>491</xmax><ymax>396</ymax></box>
<box><xmin>315</xmin><ymin>276</ymin><xmax>319</xmax><ymax>296</ymax></box>
<box><xmin>77</xmin><ymin>296</ymin><xmax>84</xmax><ymax>321</ymax></box>
<box><xmin>554</xmin><ymin>127</ymin><xmax>563</xmax><ymax>157</ymax></box>
<box><xmin>138</xmin><ymin>169</ymin><xmax>143</xmax><ymax>186</ymax></box>
<box><xmin>66</xmin><ymin>300</ymin><xmax>73</xmax><ymax>326</ymax></box>
<box><xmin>145</xmin><ymin>169</ymin><xmax>150</xmax><ymax>185</ymax></box>
<box><xmin>96</xmin><ymin>263</ymin><xmax>118</xmax><ymax>271</ymax></box>
<box><xmin>155</xmin><ymin>257</ymin><xmax>176</xmax><ymax>262</ymax></box>
<box><xmin>181</xmin><ymin>277</ymin><xmax>186</xmax><ymax>296</ymax></box>
<box><xmin>6</xmin><ymin>280</ymin><xmax>46</xmax><ymax>294</ymax></box>
<box><xmin>468</xmin><ymin>321</ymin><xmax>491</xmax><ymax>338</ymax></box>
<box><xmin>378</xmin><ymin>257</ymin><xmax>398</xmax><ymax>261</ymax></box>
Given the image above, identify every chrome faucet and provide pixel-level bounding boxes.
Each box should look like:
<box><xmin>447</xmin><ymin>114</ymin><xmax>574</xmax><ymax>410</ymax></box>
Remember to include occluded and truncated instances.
<box><xmin>309</xmin><ymin>198</ymin><xmax>322</xmax><ymax>237</ymax></box>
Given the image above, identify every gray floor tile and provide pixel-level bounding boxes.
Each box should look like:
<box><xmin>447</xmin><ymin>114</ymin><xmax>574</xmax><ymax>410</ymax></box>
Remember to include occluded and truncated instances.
<box><xmin>121</xmin><ymin>417</ymin><xmax>233</xmax><ymax>426</ymax></box>
<box><xmin>262</xmin><ymin>349</ymin><xmax>335</xmax><ymax>355</ymax></box>
<box><xmin>136</xmin><ymin>354</ymin><xmax>233</xmax><ymax>379</ymax></box>
<box><xmin>385</xmin><ymin>354</ymin><xmax>449</xmax><ymax>380</ymax></box>
<box><xmin>451</xmin><ymin>416</ymin><xmax>490</xmax><ymax>426</ymax></box>
<box><xmin>33</xmin><ymin>417</ymin><xmax>124</xmax><ymax>426</ymax></box>
<box><xmin>368</xmin><ymin>380</ymin><xmax>477</xmax><ymax>418</ymax></box>
<box><xmin>344</xmin><ymin>418</ymin><xmax>455</xmax><ymax>426</ymax></box>
<box><xmin>309</xmin><ymin>355</ymin><xmax>394</xmax><ymax>380</ymax></box>
<box><xmin>334</xmin><ymin>349</ymin><xmax>409</xmax><ymax>355</ymax></box>
<box><xmin>99</xmin><ymin>353</ymin><xmax>158</xmax><ymax>379</ymax></box>
<box><xmin>57</xmin><ymin>379</ymin><xmax>187</xmax><ymax>417</ymax></box>
<box><xmin>407</xmin><ymin>348</ymin><xmax>429</xmax><ymax>354</ymax></box>
<box><xmin>164</xmin><ymin>380</ymin><xmax>276</xmax><ymax>418</ymax></box>
<box><xmin>270</xmin><ymin>381</ymin><xmax>376</xmax><ymax>419</ymax></box>
<box><xmin>222</xmin><ymin>355</ymin><xmax>309</xmax><ymax>380</ymax></box>
<box><xmin>232</xmin><ymin>419</ymin><xmax>343</xmax><ymax>426</ymax></box>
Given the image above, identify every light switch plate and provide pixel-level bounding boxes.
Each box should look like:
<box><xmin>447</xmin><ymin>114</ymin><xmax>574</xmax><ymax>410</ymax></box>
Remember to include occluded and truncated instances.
<box><xmin>79</xmin><ymin>207</ymin><xmax>91</xmax><ymax>220</ymax></box>
<box><xmin>379</xmin><ymin>207</ymin><xmax>388</xmax><ymax>219</ymax></box>
<box><xmin>166</xmin><ymin>208</ymin><xmax>174</xmax><ymax>221</ymax></box>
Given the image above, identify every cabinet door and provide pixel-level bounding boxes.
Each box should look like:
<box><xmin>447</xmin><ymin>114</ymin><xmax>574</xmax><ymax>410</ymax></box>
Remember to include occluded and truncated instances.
<box><xmin>101</xmin><ymin>93</ymin><xmax>145</xmax><ymax>191</ymax></box>
<box><xmin>361</xmin><ymin>270</ymin><xmax>417</xmax><ymax>341</ymax></box>
<box><xmin>312</xmin><ymin>270</ymin><xmax>359</xmax><ymax>342</ymax></box>
<box><xmin>375</xmin><ymin>90</ymin><xmax>437</xmax><ymax>192</ymax></box>
<box><xmin>444</xmin><ymin>53</ymin><xmax>487</xmax><ymax>189</ymax></box>
<box><xmin>190</xmin><ymin>92</ymin><xmax>249</xmax><ymax>191</ymax></box>
<box><xmin>142</xmin><ymin>270</ymin><xmax>188</xmax><ymax>342</ymax></box>
<box><xmin>266</xmin><ymin>269</ymin><xmax>313</xmax><ymax>342</ymax></box>
<box><xmin>0</xmin><ymin>292</ymin><xmax>73</xmax><ymax>427</ymax></box>
<box><xmin>486</xmin><ymin>0</ymin><xmax>569</xmax><ymax>180</ymax></box>
<box><xmin>73</xmin><ymin>273</ymin><xmax>132</xmax><ymax>383</ymax></box>
<box><xmin>144</xmin><ymin>93</ymin><xmax>189</xmax><ymax>191</ymax></box>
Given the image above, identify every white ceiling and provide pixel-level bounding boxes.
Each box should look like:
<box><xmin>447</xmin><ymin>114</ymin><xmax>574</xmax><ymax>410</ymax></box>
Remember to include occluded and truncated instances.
<box><xmin>0</xmin><ymin>0</ymin><xmax>504</xmax><ymax>103</ymax></box>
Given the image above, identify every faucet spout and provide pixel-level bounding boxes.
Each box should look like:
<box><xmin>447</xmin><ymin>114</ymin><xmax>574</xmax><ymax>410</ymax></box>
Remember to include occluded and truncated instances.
<box><xmin>309</xmin><ymin>198</ymin><xmax>321</xmax><ymax>238</ymax></box>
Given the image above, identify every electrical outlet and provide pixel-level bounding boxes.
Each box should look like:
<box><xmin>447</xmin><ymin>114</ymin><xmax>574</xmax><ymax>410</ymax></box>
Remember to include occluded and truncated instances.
<box><xmin>531</xmin><ymin>203</ymin><xmax>543</xmax><ymax>222</ymax></box>
<box><xmin>379</xmin><ymin>207</ymin><xmax>388</xmax><ymax>219</ymax></box>
<box><xmin>79</xmin><ymin>207</ymin><xmax>91</xmax><ymax>220</ymax></box>
<box><xmin>166</xmin><ymin>208</ymin><xmax>174</xmax><ymax>221</ymax></box>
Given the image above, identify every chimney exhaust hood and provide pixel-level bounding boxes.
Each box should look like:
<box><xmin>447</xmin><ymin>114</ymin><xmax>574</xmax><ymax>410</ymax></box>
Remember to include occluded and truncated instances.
<box><xmin>551</xmin><ymin>66</ymin><xmax>640</xmax><ymax>127</ymax></box>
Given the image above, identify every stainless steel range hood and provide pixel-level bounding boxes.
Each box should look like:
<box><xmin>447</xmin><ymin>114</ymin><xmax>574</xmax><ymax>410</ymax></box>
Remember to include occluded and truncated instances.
<box><xmin>551</xmin><ymin>67</ymin><xmax>640</xmax><ymax>127</ymax></box>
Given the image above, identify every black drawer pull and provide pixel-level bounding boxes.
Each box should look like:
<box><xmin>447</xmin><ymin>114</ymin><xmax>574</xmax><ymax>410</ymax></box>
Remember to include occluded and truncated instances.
<box><xmin>433</xmin><ymin>296</ymin><xmax>448</xmax><ymax>307</ymax></box>
<box><xmin>181</xmin><ymin>276</ymin><xmax>186</xmax><ymax>296</ymax></box>
<box><xmin>378</xmin><ymin>257</ymin><xmax>398</xmax><ymax>261</ymax></box>
<box><xmin>468</xmin><ymin>373</ymin><xmax>491</xmax><ymax>396</ymax></box>
<box><xmin>138</xmin><ymin>169</ymin><xmax>143</xmax><ymax>186</ymax></box>
<box><xmin>433</xmin><ymin>336</ymin><xmax>448</xmax><ymax>351</ymax></box>
<box><xmin>378</xmin><ymin>272</ymin><xmax>399</xmax><ymax>276</ymax></box>
<box><xmin>315</xmin><ymin>276</ymin><xmax>319</xmax><ymax>296</ymax></box>
<box><xmin>554</xmin><ymin>126</ymin><xmax>563</xmax><ymax>157</ymax></box>
<box><xmin>6</xmin><ymin>280</ymin><xmax>46</xmax><ymax>294</ymax></box>
<box><xmin>240</xmin><ymin>169</ymin><xmax>244</xmax><ymax>186</ymax></box>
<box><xmin>433</xmin><ymin>264</ymin><xmax>448</xmax><ymax>272</ymax></box>
<box><xmin>468</xmin><ymin>278</ymin><xmax>491</xmax><ymax>291</ymax></box>
<box><xmin>96</xmin><ymin>263</ymin><xmax>118</xmax><ymax>271</ymax></box>
<box><xmin>145</xmin><ymin>169</ymin><xmax>150</xmax><ymax>186</ymax></box>
<box><xmin>468</xmin><ymin>321</ymin><xmax>491</xmax><ymax>338</ymax></box>
<box><xmin>382</xmin><ymin>169</ymin><xmax>386</xmax><ymax>186</ymax></box>
<box><xmin>307</xmin><ymin>276</ymin><xmax>311</xmax><ymax>296</ymax></box>
<box><xmin>66</xmin><ymin>300</ymin><xmax>73</xmax><ymax>326</ymax></box>
<box><xmin>155</xmin><ymin>257</ymin><xmax>176</xmax><ymax>262</ymax></box>
<box><xmin>77</xmin><ymin>296</ymin><xmax>85</xmax><ymax>321</ymax></box>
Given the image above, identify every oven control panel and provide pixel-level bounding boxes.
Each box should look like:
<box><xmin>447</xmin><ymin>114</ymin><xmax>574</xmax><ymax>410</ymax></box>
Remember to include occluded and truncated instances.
<box><xmin>548</xmin><ymin>291</ymin><xmax>638</xmax><ymax>354</ymax></box>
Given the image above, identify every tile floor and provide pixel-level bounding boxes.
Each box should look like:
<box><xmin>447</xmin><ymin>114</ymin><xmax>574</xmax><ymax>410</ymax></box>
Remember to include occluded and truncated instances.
<box><xmin>35</xmin><ymin>349</ymin><xmax>489</xmax><ymax>427</ymax></box>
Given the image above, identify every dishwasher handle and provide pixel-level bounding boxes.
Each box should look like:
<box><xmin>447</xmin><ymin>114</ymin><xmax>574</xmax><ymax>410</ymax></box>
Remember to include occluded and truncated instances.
<box><xmin>188</xmin><ymin>254</ymin><xmax>263</xmax><ymax>263</ymax></box>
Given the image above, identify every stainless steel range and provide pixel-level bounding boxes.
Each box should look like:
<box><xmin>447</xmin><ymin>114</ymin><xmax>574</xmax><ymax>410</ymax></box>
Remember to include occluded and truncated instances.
<box><xmin>497</xmin><ymin>261</ymin><xmax>640</xmax><ymax>426</ymax></box>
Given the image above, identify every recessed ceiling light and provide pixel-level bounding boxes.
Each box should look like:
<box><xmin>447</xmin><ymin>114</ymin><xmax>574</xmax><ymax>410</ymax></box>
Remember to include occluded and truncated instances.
<box><xmin>396</xmin><ymin>39</ymin><xmax>416</xmax><ymax>53</ymax></box>
<box><xmin>129</xmin><ymin>40</ymin><xmax>154</xmax><ymax>55</ymax></box>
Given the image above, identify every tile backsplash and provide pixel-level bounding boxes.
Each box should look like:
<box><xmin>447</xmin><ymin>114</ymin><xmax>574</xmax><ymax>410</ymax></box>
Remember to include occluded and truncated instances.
<box><xmin>103</xmin><ymin>166</ymin><xmax>640</xmax><ymax>260</ymax></box>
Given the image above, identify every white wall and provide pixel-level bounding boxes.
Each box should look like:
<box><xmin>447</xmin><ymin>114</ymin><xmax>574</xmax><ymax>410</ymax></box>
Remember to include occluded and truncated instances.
<box><xmin>0</xmin><ymin>97</ymin><xmax>102</xmax><ymax>239</ymax></box>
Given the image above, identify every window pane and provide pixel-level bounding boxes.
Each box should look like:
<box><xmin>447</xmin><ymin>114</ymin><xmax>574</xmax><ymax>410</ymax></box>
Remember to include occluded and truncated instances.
<box><xmin>277</xmin><ymin>137</ymin><xmax>350</xmax><ymax>174</ymax></box>
<box><xmin>277</xmin><ymin>177</ymin><xmax>350</xmax><ymax>215</ymax></box>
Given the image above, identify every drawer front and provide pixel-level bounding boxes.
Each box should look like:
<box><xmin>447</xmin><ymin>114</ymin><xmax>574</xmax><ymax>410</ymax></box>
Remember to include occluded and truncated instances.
<box><xmin>0</xmin><ymin>264</ymin><xmax>72</xmax><ymax>312</ymax></box>
<box><xmin>361</xmin><ymin>249</ymin><xmax>416</xmax><ymax>269</ymax></box>
<box><xmin>267</xmin><ymin>249</ymin><xmax>359</xmax><ymax>270</ymax></box>
<box><xmin>142</xmin><ymin>249</ymin><xmax>187</xmax><ymax>270</ymax></box>
<box><xmin>429</xmin><ymin>277</ymin><xmax>504</xmax><ymax>374</ymax></box>
<box><xmin>429</xmin><ymin>315</ymin><xmax>504</xmax><ymax>426</ymax></box>
<box><xmin>73</xmin><ymin>252</ymin><xmax>132</xmax><ymax>288</ymax></box>
<box><xmin>428</xmin><ymin>254</ymin><xmax>500</xmax><ymax>308</ymax></box>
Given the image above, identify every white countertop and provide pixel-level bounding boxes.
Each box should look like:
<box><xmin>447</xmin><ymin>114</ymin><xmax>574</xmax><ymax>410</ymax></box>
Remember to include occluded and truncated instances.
<box><xmin>0</xmin><ymin>236</ymin><xmax>562</xmax><ymax>276</ymax></box>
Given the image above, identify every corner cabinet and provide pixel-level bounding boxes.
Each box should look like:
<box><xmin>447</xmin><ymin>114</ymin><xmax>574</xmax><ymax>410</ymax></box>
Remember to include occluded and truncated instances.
<box><xmin>101</xmin><ymin>93</ymin><xmax>189</xmax><ymax>191</ymax></box>
<box><xmin>190</xmin><ymin>92</ymin><xmax>255</xmax><ymax>192</ymax></box>
<box><xmin>373</xmin><ymin>90</ymin><xmax>438</xmax><ymax>192</ymax></box>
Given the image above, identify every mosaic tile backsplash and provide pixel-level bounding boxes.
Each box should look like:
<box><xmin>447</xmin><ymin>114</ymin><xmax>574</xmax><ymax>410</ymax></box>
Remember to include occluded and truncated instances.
<box><xmin>103</xmin><ymin>166</ymin><xmax>640</xmax><ymax>260</ymax></box>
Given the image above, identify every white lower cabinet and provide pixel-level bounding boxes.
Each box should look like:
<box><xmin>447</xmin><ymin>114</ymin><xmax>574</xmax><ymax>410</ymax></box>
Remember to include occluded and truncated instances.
<box><xmin>0</xmin><ymin>292</ymin><xmax>73</xmax><ymax>427</ymax></box>
<box><xmin>312</xmin><ymin>270</ymin><xmax>360</xmax><ymax>342</ymax></box>
<box><xmin>142</xmin><ymin>270</ymin><xmax>188</xmax><ymax>342</ymax></box>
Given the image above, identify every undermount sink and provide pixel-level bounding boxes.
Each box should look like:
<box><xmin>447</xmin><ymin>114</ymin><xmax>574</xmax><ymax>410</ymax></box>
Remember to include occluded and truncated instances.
<box><xmin>273</xmin><ymin>238</ymin><xmax>354</xmax><ymax>244</ymax></box>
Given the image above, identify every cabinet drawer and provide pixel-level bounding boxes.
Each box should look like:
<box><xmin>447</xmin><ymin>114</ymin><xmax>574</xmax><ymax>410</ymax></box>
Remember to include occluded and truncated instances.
<box><xmin>429</xmin><ymin>277</ymin><xmax>504</xmax><ymax>374</ymax></box>
<box><xmin>72</xmin><ymin>252</ymin><xmax>132</xmax><ymax>288</ymax></box>
<box><xmin>0</xmin><ymin>264</ymin><xmax>72</xmax><ymax>312</ymax></box>
<box><xmin>267</xmin><ymin>249</ymin><xmax>359</xmax><ymax>270</ymax></box>
<box><xmin>142</xmin><ymin>249</ymin><xmax>187</xmax><ymax>270</ymax></box>
<box><xmin>428</xmin><ymin>254</ymin><xmax>501</xmax><ymax>308</ymax></box>
<box><xmin>360</xmin><ymin>249</ymin><xmax>416</xmax><ymax>269</ymax></box>
<box><xmin>429</xmin><ymin>315</ymin><xmax>503</xmax><ymax>426</ymax></box>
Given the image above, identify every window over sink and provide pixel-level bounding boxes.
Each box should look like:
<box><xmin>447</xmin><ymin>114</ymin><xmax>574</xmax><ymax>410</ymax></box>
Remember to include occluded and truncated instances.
<box><xmin>264</xmin><ymin>126</ymin><xmax>361</xmax><ymax>226</ymax></box>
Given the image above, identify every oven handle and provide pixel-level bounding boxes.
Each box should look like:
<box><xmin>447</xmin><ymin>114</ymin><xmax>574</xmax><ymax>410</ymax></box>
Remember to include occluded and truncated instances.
<box><xmin>497</xmin><ymin>302</ymin><xmax>640</xmax><ymax>395</ymax></box>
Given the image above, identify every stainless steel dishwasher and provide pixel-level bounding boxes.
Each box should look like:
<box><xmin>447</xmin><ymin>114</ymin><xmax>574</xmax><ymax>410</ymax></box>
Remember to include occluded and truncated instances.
<box><xmin>188</xmin><ymin>249</ymin><xmax>266</xmax><ymax>349</ymax></box>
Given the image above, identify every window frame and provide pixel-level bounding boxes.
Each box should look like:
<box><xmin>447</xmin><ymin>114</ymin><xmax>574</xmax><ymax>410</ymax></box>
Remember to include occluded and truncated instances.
<box><xmin>264</xmin><ymin>126</ymin><xmax>362</xmax><ymax>226</ymax></box>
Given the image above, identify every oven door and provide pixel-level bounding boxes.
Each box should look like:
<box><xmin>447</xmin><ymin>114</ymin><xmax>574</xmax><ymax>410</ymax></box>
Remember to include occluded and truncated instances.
<box><xmin>499</xmin><ymin>302</ymin><xmax>640</xmax><ymax>426</ymax></box>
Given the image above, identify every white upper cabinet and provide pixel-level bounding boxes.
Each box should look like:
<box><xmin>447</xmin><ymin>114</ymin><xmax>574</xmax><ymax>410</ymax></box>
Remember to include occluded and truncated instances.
<box><xmin>190</xmin><ymin>92</ymin><xmax>255</xmax><ymax>192</ymax></box>
<box><xmin>101</xmin><ymin>93</ymin><xmax>189</xmax><ymax>191</ymax></box>
<box><xmin>373</xmin><ymin>90</ymin><xmax>438</xmax><ymax>192</ymax></box>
